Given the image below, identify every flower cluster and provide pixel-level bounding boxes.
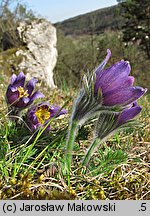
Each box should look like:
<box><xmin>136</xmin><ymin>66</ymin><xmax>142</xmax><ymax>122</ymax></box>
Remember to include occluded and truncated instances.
<box><xmin>4</xmin><ymin>50</ymin><xmax>147</xmax><ymax>181</ymax></box>
<box><xmin>65</xmin><ymin>49</ymin><xmax>147</xmax><ymax>173</ymax></box>
<box><xmin>6</xmin><ymin>71</ymin><xmax>67</xmax><ymax>132</ymax></box>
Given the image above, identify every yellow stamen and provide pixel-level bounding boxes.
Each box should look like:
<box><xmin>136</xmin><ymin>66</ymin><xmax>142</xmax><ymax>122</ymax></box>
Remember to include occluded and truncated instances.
<box><xmin>35</xmin><ymin>107</ymin><xmax>50</xmax><ymax>124</ymax></box>
<box><xmin>18</xmin><ymin>86</ymin><xmax>29</xmax><ymax>98</ymax></box>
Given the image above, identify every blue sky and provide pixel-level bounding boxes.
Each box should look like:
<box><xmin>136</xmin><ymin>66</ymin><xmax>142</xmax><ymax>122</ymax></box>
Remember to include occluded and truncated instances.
<box><xmin>23</xmin><ymin>0</ymin><xmax>117</xmax><ymax>23</ymax></box>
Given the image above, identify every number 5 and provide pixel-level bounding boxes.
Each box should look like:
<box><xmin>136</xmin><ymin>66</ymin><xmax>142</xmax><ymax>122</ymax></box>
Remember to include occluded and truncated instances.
<box><xmin>141</xmin><ymin>203</ymin><xmax>146</xmax><ymax>211</ymax></box>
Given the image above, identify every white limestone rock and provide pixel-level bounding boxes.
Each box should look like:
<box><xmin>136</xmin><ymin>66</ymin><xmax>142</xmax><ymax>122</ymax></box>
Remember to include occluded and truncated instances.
<box><xmin>16</xmin><ymin>19</ymin><xmax>57</xmax><ymax>88</ymax></box>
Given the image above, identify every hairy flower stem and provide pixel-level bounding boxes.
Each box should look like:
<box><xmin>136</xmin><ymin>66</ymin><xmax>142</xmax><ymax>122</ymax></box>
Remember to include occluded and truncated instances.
<box><xmin>65</xmin><ymin>120</ymin><xmax>79</xmax><ymax>186</ymax></box>
<box><xmin>82</xmin><ymin>138</ymin><xmax>100</xmax><ymax>167</ymax></box>
<box><xmin>7</xmin><ymin>106</ymin><xmax>22</xmax><ymax>123</ymax></box>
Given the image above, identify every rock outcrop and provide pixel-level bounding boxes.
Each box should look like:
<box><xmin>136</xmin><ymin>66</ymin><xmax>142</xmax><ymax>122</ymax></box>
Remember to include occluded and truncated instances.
<box><xmin>16</xmin><ymin>19</ymin><xmax>57</xmax><ymax>88</ymax></box>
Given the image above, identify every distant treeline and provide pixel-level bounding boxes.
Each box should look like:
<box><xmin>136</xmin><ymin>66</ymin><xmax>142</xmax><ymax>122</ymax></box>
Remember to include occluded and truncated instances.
<box><xmin>55</xmin><ymin>5</ymin><xmax>124</xmax><ymax>36</ymax></box>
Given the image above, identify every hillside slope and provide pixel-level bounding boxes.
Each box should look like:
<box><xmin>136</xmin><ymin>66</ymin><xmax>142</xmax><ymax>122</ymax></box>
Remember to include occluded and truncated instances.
<box><xmin>55</xmin><ymin>5</ymin><xmax>124</xmax><ymax>36</ymax></box>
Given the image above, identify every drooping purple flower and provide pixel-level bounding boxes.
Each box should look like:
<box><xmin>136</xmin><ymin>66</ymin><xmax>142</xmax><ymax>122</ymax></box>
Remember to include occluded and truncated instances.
<box><xmin>27</xmin><ymin>102</ymin><xmax>67</xmax><ymax>132</ymax></box>
<box><xmin>96</xmin><ymin>102</ymin><xmax>142</xmax><ymax>139</ymax></box>
<box><xmin>6</xmin><ymin>71</ymin><xmax>44</xmax><ymax>109</ymax></box>
<box><xmin>117</xmin><ymin>102</ymin><xmax>141</xmax><ymax>126</ymax></box>
<box><xmin>82</xmin><ymin>102</ymin><xmax>142</xmax><ymax>166</ymax></box>
<box><xmin>94</xmin><ymin>51</ymin><xmax>147</xmax><ymax>106</ymax></box>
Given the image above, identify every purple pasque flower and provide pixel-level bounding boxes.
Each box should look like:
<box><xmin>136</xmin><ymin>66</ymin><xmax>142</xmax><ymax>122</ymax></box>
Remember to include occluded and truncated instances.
<box><xmin>6</xmin><ymin>71</ymin><xmax>44</xmax><ymax>109</ymax></box>
<box><xmin>27</xmin><ymin>102</ymin><xmax>67</xmax><ymax>132</ymax></box>
<box><xmin>94</xmin><ymin>50</ymin><xmax>147</xmax><ymax>107</ymax></box>
<box><xmin>96</xmin><ymin>102</ymin><xmax>142</xmax><ymax>139</ymax></box>
<box><xmin>71</xmin><ymin>49</ymin><xmax>146</xmax><ymax>125</ymax></box>
<box><xmin>82</xmin><ymin>102</ymin><xmax>142</xmax><ymax>166</ymax></box>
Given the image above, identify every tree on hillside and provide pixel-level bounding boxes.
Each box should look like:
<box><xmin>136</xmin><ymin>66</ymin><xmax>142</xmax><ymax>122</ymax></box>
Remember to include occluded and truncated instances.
<box><xmin>119</xmin><ymin>0</ymin><xmax>150</xmax><ymax>58</ymax></box>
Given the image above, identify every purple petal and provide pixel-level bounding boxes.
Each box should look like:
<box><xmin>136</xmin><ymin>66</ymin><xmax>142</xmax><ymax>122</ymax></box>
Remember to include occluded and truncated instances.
<box><xmin>30</xmin><ymin>91</ymin><xmax>44</xmax><ymax>101</ymax></box>
<box><xmin>25</xmin><ymin>78</ymin><xmax>38</xmax><ymax>95</ymax></box>
<box><xmin>50</xmin><ymin>105</ymin><xmax>67</xmax><ymax>118</ymax></box>
<box><xmin>17</xmin><ymin>71</ymin><xmax>25</xmax><ymax>80</ymax></box>
<box><xmin>6</xmin><ymin>87</ymin><xmax>19</xmax><ymax>104</ymax></box>
<box><xmin>27</xmin><ymin>110</ymin><xmax>39</xmax><ymax>124</ymax></box>
<box><xmin>15</xmin><ymin>97</ymin><xmax>30</xmax><ymax>108</ymax></box>
<box><xmin>13</xmin><ymin>71</ymin><xmax>26</xmax><ymax>87</ymax></box>
<box><xmin>103</xmin><ymin>86</ymin><xmax>147</xmax><ymax>106</ymax></box>
<box><xmin>31</xmin><ymin>115</ymin><xmax>39</xmax><ymax>125</ymax></box>
<box><xmin>122</xmin><ymin>76</ymin><xmax>134</xmax><ymax>87</ymax></box>
<box><xmin>95</xmin><ymin>60</ymin><xmax>131</xmax><ymax>94</ymax></box>
<box><xmin>95</xmin><ymin>49</ymin><xmax>111</xmax><ymax>75</ymax></box>
<box><xmin>22</xmin><ymin>97</ymin><xmax>30</xmax><ymax>104</ymax></box>
<box><xmin>109</xmin><ymin>75</ymin><xmax>134</xmax><ymax>92</ymax></box>
<box><xmin>9</xmin><ymin>86</ymin><xmax>18</xmax><ymax>92</ymax></box>
<box><xmin>30</xmin><ymin>123</ymin><xmax>41</xmax><ymax>132</ymax></box>
<box><xmin>117</xmin><ymin>103</ymin><xmax>142</xmax><ymax>126</ymax></box>
<box><xmin>10</xmin><ymin>74</ymin><xmax>17</xmax><ymax>85</ymax></box>
<box><xmin>103</xmin><ymin>76</ymin><xmax>135</xmax><ymax>94</ymax></box>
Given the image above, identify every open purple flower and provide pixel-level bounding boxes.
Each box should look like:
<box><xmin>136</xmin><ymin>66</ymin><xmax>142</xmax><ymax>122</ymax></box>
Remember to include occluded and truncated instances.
<box><xmin>27</xmin><ymin>102</ymin><xmax>67</xmax><ymax>132</ymax></box>
<box><xmin>94</xmin><ymin>51</ymin><xmax>146</xmax><ymax>107</ymax></box>
<box><xmin>6</xmin><ymin>71</ymin><xmax>44</xmax><ymax>109</ymax></box>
